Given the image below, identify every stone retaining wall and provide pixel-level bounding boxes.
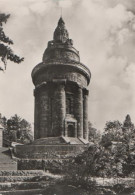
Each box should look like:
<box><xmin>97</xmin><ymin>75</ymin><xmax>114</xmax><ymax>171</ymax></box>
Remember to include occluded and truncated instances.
<box><xmin>14</xmin><ymin>144</ymin><xmax>85</xmax><ymax>158</ymax></box>
<box><xmin>17</xmin><ymin>159</ymin><xmax>70</xmax><ymax>173</ymax></box>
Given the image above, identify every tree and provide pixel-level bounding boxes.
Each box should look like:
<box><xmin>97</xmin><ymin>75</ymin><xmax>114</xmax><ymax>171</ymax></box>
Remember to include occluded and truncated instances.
<box><xmin>122</xmin><ymin>115</ymin><xmax>135</xmax><ymax>144</ymax></box>
<box><xmin>88</xmin><ymin>122</ymin><xmax>101</xmax><ymax>143</ymax></box>
<box><xmin>0</xmin><ymin>13</ymin><xmax>24</xmax><ymax>70</ymax></box>
<box><xmin>104</xmin><ymin>120</ymin><xmax>122</xmax><ymax>133</ymax></box>
<box><xmin>123</xmin><ymin>114</ymin><xmax>134</xmax><ymax>131</ymax></box>
<box><xmin>101</xmin><ymin>120</ymin><xmax>123</xmax><ymax>147</ymax></box>
<box><xmin>19</xmin><ymin>119</ymin><xmax>33</xmax><ymax>143</ymax></box>
<box><xmin>0</xmin><ymin>115</ymin><xmax>7</xmax><ymax>129</ymax></box>
<box><xmin>100</xmin><ymin>117</ymin><xmax>135</xmax><ymax>177</ymax></box>
<box><xmin>20</xmin><ymin>119</ymin><xmax>31</xmax><ymax>132</ymax></box>
<box><xmin>7</xmin><ymin>114</ymin><xmax>33</xmax><ymax>143</ymax></box>
<box><xmin>7</xmin><ymin>114</ymin><xmax>21</xmax><ymax>131</ymax></box>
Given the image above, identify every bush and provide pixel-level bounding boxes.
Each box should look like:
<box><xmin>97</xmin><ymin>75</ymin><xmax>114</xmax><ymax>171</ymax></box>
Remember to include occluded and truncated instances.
<box><xmin>113</xmin><ymin>184</ymin><xmax>135</xmax><ymax>195</ymax></box>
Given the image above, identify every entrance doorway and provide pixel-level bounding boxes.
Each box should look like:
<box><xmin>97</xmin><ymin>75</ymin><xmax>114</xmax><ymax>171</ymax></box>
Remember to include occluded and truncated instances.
<box><xmin>68</xmin><ymin>124</ymin><xmax>75</xmax><ymax>137</ymax></box>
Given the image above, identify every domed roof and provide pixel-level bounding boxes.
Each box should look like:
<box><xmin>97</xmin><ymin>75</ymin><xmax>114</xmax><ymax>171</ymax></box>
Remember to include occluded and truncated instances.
<box><xmin>32</xmin><ymin>17</ymin><xmax>91</xmax><ymax>86</ymax></box>
<box><xmin>42</xmin><ymin>17</ymin><xmax>80</xmax><ymax>63</ymax></box>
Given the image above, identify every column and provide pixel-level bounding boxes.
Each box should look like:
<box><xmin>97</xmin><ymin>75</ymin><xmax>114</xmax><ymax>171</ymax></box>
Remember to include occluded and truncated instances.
<box><xmin>39</xmin><ymin>86</ymin><xmax>48</xmax><ymax>138</ymax></box>
<box><xmin>76</xmin><ymin>86</ymin><xmax>83</xmax><ymax>138</ymax></box>
<box><xmin>83</xmin><ymin>89</ymin><xmax>89</xmax><ymax>140</ymax></box>
<box><xmin>53</xmin><ymin>80</ymin><xmax>66</xmax><ymax>136</ymax></box>
<box><xmin>34</xmin><ymin>89</ymin><xmax>40</xmax><ymax>140</ymax></box>
<box><xmin>64</xmin><ymin>121</ymin><xmax>68</xmax><ymax>137</ymax></box>
<box><xmin>58</xmin><ymin>84</ymin><xmax>66</xmax><ymax>136</ymax></box>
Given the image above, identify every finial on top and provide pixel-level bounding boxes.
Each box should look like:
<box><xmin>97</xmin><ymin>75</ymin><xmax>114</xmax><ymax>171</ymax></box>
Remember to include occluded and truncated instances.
<box><xmin>58</xmin><ymin>17</ymin><xmax>65</xmax><ymax>26</ymax></box>
<box><xmin>53</xmin><ymin>17</ymin><xmax>69</xmax><ymax>43</ymax></box>
<box><xmin>60</xmin><ymin>7</ymin><xmax>62</xmax><ymax>17</ymax></box>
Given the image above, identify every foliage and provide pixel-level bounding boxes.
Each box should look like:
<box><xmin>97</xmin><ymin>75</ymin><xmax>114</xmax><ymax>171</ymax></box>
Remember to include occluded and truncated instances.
<box><xmin>104</xmin><ymin>121</ymin><xmax>122</xmax><ymax>132</ymax></box>
<box><xmin>112</xmin><ymin>184</ymin><xmax>135</xmax><ymax>195</ymax></box>
<box><xmin>123</xmin><ymin>114</ymin><xmax>134</xmax><ymax>130</ymax></box>
<box><xmin>100</xmin><ymin>115</ymin><xmax>135</xmax><ymax>177</ymax></box>
<box><xmin>4</xmin><ymin>114</ymin><xmax>33</xmax><ymax>144</ymax></box>
<box><xmin>65</xmin><ymin>115</ymin><xmax>135</xmax><ymax>179</ymax></box>
<box><xmin>100</xmin><ymin>119</ymin><xmax>133</xmax><ymax>147</ymax></box>
<box><xmin>7</xmin><ymin>114</ymin><xmax>21</xmax><ymax>131</ymax></box>
<box><xmin>0</xmin><ymin>115</ymin><xmax>7</xmax><ymax>129</ymax></box>
<box><xmin>101</xmin><ymin>121</ymin><xmax>122</xmax><ymax>148</ymax></box>
<box><xmin>60</xmin><ymin>155</ymin><xmax>97</xmax><ymax>195</ymax></box>
<box><xmin>122</xmin><ymin>114</ymin><xmax>135</xmax><ymax>144</ymax></box>
<box><xmin>62</xmin><ymin>144</ymin><xmax>103</xmax><ymax>178</ymax></box>
<box><xmin>0</xmin><ymin>13</ymin><xmax>24</xmax><ymax>70</ymax></box>
<box><xmin>88</xmin><ymin>121</ymin><xmax>101</xmax><ymax>143</ymax></box>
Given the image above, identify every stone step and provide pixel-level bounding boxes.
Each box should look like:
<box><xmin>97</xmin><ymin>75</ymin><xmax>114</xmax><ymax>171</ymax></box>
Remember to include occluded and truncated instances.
<box><xmin>0</xmin><ymin>188</ymin><xmax>46</xmax><ymax>195</ymax></box>
<box><xmin>17</xmin><ymin>158</ymin><xmax>70</xmax><ymax>170</ymax></box>
<box><xmin>0</xmin><ymin>147</ymin><xmax>17</xmax><ymax>170</ymax></box>
<box><xmin>17</xmin><ymin>152</ymin><xmax>78</xmax><ymax>159</ymax></box>
<box><xmin>0</xmin><ymin>170</ymin><xmax>45</xmax><ymax>176</ymax></box>
<box><xmin>0</xmin><ymin>173</ymin><xmax>58</xmax><ymax>194</ymax></box>
<box><xmin>0</xmin><ymin>174</ymin><xmax>54</xmax><ymax>183</ymax></box>
<box><xmin>67</xmin><ymin>137</ymin><xmax>83</xmax><ymax>144</ymax></box>
<box><xmin>0</xmin><ymin>181</ymin><xmax>48</xmax><ymax>191</ymax></box>
<box><xmin>0</xmin><ymin>176</ymin><xmax>38</xmax><ymax>183</ymax></box>
<box><xmin>15</xmin><ymin>144</ymin><xmax>85</xmax><ymax>159</ymax></box>
<box><xmin>32</xmin><ymin>137</ymin><xmax>66</xmax><ymax>145</ymax></box>
<box><xmin>0</xmin><ymin>163</ymin><xmax>17</xmax><ymax>171</ymax></box>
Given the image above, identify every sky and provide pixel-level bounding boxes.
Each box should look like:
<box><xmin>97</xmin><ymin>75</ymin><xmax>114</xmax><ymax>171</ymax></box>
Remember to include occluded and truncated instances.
<box><xmin>0</xmin><ymin>0</ymin><xmax>135</xmax><ymax>131</ymax></box>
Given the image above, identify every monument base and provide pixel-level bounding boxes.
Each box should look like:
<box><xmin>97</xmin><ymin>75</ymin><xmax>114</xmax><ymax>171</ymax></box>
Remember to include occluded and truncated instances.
<box><xmin>14</xmin><ymin>137</ymin><xmax>89</xmax><ymax>170</ymax></box>
<box><xmin>14</xmin><ymin>136</ymin><xmax>88</xmax><ymax>159</ymax></box>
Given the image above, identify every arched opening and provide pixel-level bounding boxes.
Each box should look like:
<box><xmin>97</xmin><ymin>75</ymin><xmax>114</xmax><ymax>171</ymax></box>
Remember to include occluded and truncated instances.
<box><xmin>68</xmin><ymin>124</ymin><xmax>75</xmax><ymax>137</ymax></box>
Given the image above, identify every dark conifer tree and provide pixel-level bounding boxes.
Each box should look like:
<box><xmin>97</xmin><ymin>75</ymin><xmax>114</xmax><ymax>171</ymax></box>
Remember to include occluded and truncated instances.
<box><xmin>123</xmin><ymin>114</ymin><xmax>134</xmax><ymax>129</ymax></box>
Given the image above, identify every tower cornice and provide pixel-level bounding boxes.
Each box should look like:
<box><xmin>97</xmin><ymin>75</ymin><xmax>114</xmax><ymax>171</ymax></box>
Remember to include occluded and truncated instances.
<box><xmin>31</xmin><ymin>61</ymin><xmax>91</xmax><ymax>86</ymax></box>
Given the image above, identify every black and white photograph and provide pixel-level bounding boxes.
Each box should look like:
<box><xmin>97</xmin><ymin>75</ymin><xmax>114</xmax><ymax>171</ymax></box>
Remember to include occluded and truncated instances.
<box><xmin>0</xmin><ymin>0</ymin><xmax>135</xmax><ymax>194</ymax></box>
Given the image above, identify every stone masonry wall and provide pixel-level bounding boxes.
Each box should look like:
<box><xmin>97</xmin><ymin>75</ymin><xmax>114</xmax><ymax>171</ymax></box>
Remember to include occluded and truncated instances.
<box><xmin>34</xmin><ymin>81</ymin><xmax>89</xmax><ymax>139</ymax></box>
<box><xmin>34</xmin><ymin>66</ymin><xmax>87</xmax><ymax>88</ymax></box>
<box><xmin>15</xmin><ymin>145</ymin><xmax>85</xmax><ymax>159</ymax></box>
<box><xmin>33</xmin><ymin>64</ymin><xmax>89</xmax><ymax>139</ymax></box>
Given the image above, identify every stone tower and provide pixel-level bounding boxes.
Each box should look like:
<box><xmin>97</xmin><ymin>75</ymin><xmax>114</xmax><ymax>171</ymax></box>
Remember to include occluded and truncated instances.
<box><xmin>31</xmin><ymin>17</ymin><xmax>91</xmax><ymax>143</ymax></box>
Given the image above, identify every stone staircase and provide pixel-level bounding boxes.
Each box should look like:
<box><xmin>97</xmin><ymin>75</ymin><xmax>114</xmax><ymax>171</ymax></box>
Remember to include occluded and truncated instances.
<box><xmin>13</xmin><ymin>137</ymin><xmax>88</xmax><ymax>172</ymax></box>
<box><xmin>0</xmin><ymin>170</ymin><xmax>59</xmax><ymax>194</ymax></box>
<box><xmin>66</xmin><ymin>137</ymin><xmax>84</xmax><ymax>144</ymax></box>
<box><xmin>32</xmin><ymin>137</ymin><xmax>66</xmax><ymax>145</ymax></box>
<box><xmin>14</xmin><ymin>136</ymin><xmax>86</xmax><ymax>160</ymax></box>
<box><xmin>27</xmin><ymin>136</ymin><xmax>87</xmax><ymax>146</ymax></box>
<box><xmin>0</xmin><ymin>148</ymin><xmax>17</xmax><ymax>170</ymax></box>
